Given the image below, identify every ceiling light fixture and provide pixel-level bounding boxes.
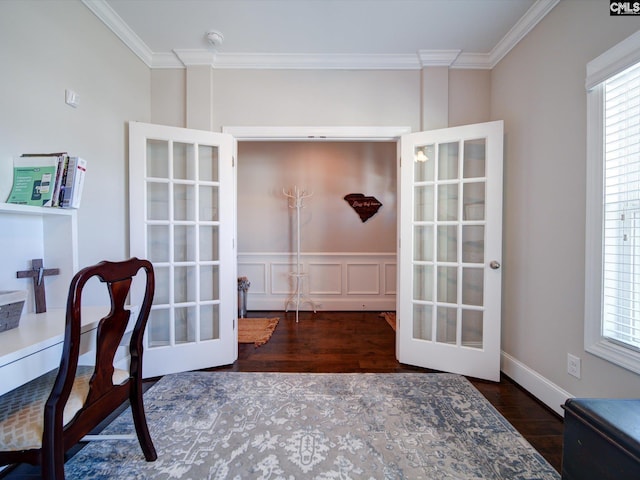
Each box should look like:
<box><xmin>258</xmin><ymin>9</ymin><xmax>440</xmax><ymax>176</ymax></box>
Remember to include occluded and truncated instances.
<box><xmin>206</xmin><ymin>30</ymin><xmax>224</xmax><ymax>47</ymax></box>
<box><xmin>415</xmin><ymin>149</ymin><xmax>429</xmax><ymax>162</ymax></box>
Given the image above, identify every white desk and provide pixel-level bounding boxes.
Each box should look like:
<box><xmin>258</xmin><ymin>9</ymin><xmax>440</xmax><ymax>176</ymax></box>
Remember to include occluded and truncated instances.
<box><xmin>0</xmin><ymin>306</ymin><xmax>110</xmax><ymax>396</ymax></box>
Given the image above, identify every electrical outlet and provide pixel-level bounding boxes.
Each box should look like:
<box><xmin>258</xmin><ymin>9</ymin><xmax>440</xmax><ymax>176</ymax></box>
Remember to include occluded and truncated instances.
<box><xmin>567</xmin><ymin>353</ymin><xmax>581</xmax><ymax>379</ymax></box>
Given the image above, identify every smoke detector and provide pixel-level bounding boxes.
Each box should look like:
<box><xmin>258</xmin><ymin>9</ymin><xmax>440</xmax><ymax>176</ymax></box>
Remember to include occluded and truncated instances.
<box><xmin>206</xmin><ymin>30</ymin><xmax>224</xmax><ymax>47</ymax></box>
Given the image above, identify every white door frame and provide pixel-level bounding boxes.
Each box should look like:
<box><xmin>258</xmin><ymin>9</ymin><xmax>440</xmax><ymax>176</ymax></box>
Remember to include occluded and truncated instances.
<box><xmin>222</xmin><ymin>126</ymin><xmax>411</xmax><ymax>141</ymax></box>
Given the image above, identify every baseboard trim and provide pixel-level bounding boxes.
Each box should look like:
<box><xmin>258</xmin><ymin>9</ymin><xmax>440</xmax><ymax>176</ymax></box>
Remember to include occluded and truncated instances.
<box><xmin>248</xmin><ymin>298</ymin><xmax>396</xmax><ymax>312</ymax></box>
<box><xmin>501</xmin><ymin>351</ymin><xmax>572</xmax><ymax>417</ymax></box>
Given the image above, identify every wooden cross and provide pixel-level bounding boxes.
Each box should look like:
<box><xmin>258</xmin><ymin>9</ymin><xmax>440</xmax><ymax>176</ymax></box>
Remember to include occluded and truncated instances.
<box><xmin>16</xmin><ymin>258</ymin><xmax>60</xmax><ymax>313</ymax></box>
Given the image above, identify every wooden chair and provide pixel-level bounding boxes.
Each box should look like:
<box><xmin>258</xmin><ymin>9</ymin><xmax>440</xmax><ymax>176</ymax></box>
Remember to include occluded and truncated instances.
<box><xmin>0</xmin><ymin>258</ymin><xmax>158</xmax><ymax>479</ymax></box>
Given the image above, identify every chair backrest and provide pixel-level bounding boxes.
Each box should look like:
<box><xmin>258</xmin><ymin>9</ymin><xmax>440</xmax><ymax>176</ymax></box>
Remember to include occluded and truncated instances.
<box><xmin>45</xmin><ymin>257</ymin><xmax>155</xmax><ymax>447</ymax></box>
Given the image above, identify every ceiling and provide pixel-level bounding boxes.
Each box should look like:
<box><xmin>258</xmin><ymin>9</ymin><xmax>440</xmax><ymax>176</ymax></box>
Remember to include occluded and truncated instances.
<box><xmin>83</xmin><ymin>0</ymin><xmax>559</xmax><ymax>70</ymax></box>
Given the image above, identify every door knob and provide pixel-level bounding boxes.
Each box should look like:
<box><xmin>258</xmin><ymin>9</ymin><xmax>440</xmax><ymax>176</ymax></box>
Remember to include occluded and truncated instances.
<box><xmin>490</xmin><ymin>260</ymin><xmax>501</xmax><ymax>270</ymax></box>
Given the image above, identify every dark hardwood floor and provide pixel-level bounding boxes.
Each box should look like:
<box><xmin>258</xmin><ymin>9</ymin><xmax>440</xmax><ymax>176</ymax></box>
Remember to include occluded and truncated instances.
<box><xmin>1</xmin><ymin>310</ymin><xmax>564</xmax><ymax>478</ymax></box>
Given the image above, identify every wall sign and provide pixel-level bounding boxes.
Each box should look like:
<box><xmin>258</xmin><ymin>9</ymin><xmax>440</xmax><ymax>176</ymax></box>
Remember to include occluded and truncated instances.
<box><xmin>344</xmin><ymin>193</ymin><xmax>383</xmax><ymax>223</ymax></box>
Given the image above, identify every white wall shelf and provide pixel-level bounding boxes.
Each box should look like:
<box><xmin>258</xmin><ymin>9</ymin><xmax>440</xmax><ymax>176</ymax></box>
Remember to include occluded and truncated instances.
<box><xmin>0</xmin><ymin>203</ymin><xmax>78</xmax><ymax>312</ymax></box>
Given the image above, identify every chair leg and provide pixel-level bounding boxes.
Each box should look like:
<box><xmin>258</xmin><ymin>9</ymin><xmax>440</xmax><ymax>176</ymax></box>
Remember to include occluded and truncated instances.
<box><xmin>41</xmin><ymin>442</ymin><xmax>66</xmax><ymax>480</ymax></box>
<box><xmin>129</xmin><ymin>382</ymin><xmax>157</xmax><ymax>461</ymax></box>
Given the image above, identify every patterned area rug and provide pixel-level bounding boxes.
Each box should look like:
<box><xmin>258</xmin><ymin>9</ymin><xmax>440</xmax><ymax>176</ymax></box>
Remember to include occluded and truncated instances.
<box><xmin>238</xmin><ymin>317</ymin><xmax>279</xmax><ymax>346</ymax></box>
<box><xmin>64</xmin><ymin>372</ymin><xmax>559</xmax><ymax>479</ymax></box>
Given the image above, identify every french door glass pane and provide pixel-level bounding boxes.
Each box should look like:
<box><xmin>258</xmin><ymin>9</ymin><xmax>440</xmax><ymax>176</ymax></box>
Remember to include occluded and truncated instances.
<box><xmin>173</xmin><ymin>142</ymin><xmax>195</xmax><ymax>181</ymax></box>
<box><xmin>437</xmin><ymin>266</ymin><xmax>457</xmax><ymax>303</ymax></box>
<box><xmin>200</xmin><ymin>304</ymin><xmax>220</xmax><ymax>341</ymax></box>
<box><xmin>147</xmin><ymin>225</ymin><xmax>169</xmax><ymax>262</ymax></box>
<box><xmin>414</xmin><ymin>185</ymin><xmax>434</xmax><ymax>221</ymax></box>
<box><xmin>414</xmin><ymin>144</ymin><xmax>435</xmax><ymax>181</ymax></box>
<box><xmin>437</xmin><ymin>225</ymin><xmax>457</xmax><ymax>262</ymax></box>
<box><xmin>147</xmin><ymin>182</ymin><xmax>169</xmax><ymax>221</ymax></box>
<box><xmin>413</xmin><ymin>303</ymin><xmax>432</xmax><ymax>341</ymax></box>
<box><xmin>199</xmin><ymin>145</ymin><xmax>219</xmax><ymax>182</ymax></box>
<box><xmin>413</xmin><ymin>264</ymin><xmax>433</xmax><ymax>301</ymax></box>
<box><xmin>175</xmin><ymin>306</ymin><xmax>196</xmax><ymax>344</ymax></box>
<box><xmin>174</xmin><ymin>184</ymin><xmax>195</xmax><ymax>221</ymax></box>
<box><xmin>462</xmin><ymin>310</ymin><xmax>483</xmax><ymax>349</ymax></box>
<box><xmin>199</xmin><ymin>186</ymin><xmax>219</xmax><ymax>222</ymax></box>
<box><xmin>174</xmin><ymin>266</ymin><xmax>196</xmax><ymax>303</ymax></box>
<box><xmin>463</xmin><ymin>182</ymin><xmax>485</xmax><ymax>221</ymax></box>
<box><xmin>200</xmin><ymin>265</ymin><xmax>220</xmax><ymax>301</ymax></box>
<box><xmin>462</xmin><ymin>225</ymin><xmax>484</xmax><ymax>264</ymax></box>
<box><xmin>174</xmin><ymin>226</ymin><xmax>196</xmax><ymax>262</ymax></box>
<box><xmin>200</xmin><ymin>226</ymin><xmax>219</xmax><ymax>261</ymax></box>
<box><xmin>148</xmin><ymin>309</ymin><xmax>170</xmax><ymax>347</ymax></box>
<box><xmin>438</xmin><ymin>184</ymin><xmax>458</xmax><ymax>221</ymax></box>
<box><xmin>146</xmin><ymin>139</ymin><xmax>168</xmax><ymax>178</ymax></box>
<box><xmin>436</xmin><ymin>307</ymin><xmax>457</xmax><ymax>344</ymax></box>
<box><xmin>463</xmin><ymin>139</ymin><xmax>486</xmax><ymax>178</ymax></box>
<box><xmin>153</xmin><ymin>266</ymin><xmax>170</xmax><ymax>304</ymax></box>
<box><xmin>462</xmin><ymin>267</ymin><xmax>484</xmax><ymax>306</ymax></box>
<box><xmin>438</xmin><ymin>142</ymin><xmax>459</xmax><ymax>180</ymax></box>
<box><xmin>414</xmin><ymin>225</ymin><xmax>433</xmax><ymax>261</ymax></box>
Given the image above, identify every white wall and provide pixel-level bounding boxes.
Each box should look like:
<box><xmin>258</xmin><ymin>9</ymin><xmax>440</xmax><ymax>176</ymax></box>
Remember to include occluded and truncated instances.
<box><xmin>0</xmin><ymin>0</ymin><xmax>150</xmax><ymax>285</ymax></box>
<box><xmin>492</xmin><ymin>0</ymin><xmax>640</xmax><ymax>403</ymax></box>
<box><xmin>210</xmin><ymin>69</ymin><xmax>422</xmax><ymax>131</ymax></box>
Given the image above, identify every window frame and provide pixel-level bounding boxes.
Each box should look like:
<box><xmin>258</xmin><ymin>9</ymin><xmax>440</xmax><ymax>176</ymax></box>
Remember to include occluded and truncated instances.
<box><xmin>585</xmin><ymin>30</ymin><xmax>640</xmax><ymax>374</ymax></box>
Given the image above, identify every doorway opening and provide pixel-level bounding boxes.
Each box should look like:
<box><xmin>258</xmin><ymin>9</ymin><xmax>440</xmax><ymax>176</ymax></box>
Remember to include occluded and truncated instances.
<box><xmin>226</xmin><ymin>126</ymin><xmax>410</xmax><ymax>314</ymax></box>
<box><xmin>236</xmin><ymin>139</ymin><xmax>399</xmax><ymax>312</ymax></box>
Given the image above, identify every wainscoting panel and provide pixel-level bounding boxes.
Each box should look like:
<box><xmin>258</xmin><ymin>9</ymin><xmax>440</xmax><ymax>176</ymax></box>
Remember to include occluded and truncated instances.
<box><xmin>238</xmin><ymin>253</ymin><xmax>396</xmax><ymax>311</ymax></box>
<box><xmin>239</xmin><ymin>263</ymin><xmax>268</xmax><ymax>294</ymax></box>
<box><xmin>384</xmin><ymin>263</ymin><xmax>397</xmax><ymax>295</ymax></box>
<box><xmin>270</xmin><ymin>262</ymin><xmax>296</xmax><ymax>295</ymax></box>
<box><xmin>309</xmin><ymin>263</ymin><xmax>342</xmax><ymax>295</ymax></box>
<box><xmin>346</xmin><ymin>264</ymin><xmax>380</xmax><ymax>295</ymax></box>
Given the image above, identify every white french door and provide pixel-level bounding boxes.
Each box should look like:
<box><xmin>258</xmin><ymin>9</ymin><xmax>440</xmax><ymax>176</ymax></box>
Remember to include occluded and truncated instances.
<box><xmin>398</xmin><ymin>121</ymin><xmax>503</xmax><ymax>381</ymax></box>
<box><xmin>129</xmin><ymin>122</ymin><xmax>237</xmax><ymax>378</ymax></box>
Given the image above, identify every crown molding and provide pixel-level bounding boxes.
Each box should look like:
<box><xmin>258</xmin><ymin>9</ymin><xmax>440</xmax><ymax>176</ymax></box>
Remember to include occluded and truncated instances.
<box><xmin>82</xmin><ymin>0</ymin><xmax>560</xmax><ymax>71</ymax></box>
<box><xmin>453</xmin><ymin>52</ymin><xmax>493</xmax><ymax>69</ymax></box>
<box><xmin>173</xmin><ymin>50</ymin><xmax>217</xmax><ymax>67</ymax></box>
<box><xmin>418</xmin><ymin>50</ymin><xmax>461</xmax><ymax>67</ymax></box>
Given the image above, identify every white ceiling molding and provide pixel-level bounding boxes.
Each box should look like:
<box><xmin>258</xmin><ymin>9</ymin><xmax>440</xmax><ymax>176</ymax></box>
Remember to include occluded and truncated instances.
<box><xmin>418</xmin><ymin>50</ymin><xmax>462</xmax><ymax>68</ymax></box>
<box><xmin>82</xmin><ymin>0</ymin><xmax>560</xmax><ymax>71</ymax></box>
<box><xmin>453</xmin><ymin>53</ymin><xmax>493</xmax><ymax>70</ymax></box>
<box><xmin>173</xmin><ymin>50</ymin><xmax>217</xmax><ymax>67</ymax></box>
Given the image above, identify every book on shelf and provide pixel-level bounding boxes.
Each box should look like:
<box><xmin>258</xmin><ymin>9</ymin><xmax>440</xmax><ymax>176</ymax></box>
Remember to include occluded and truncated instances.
<box><xmin>59</xmin><ymin>157</ymin><xmax>87</xmax><ymax>209</ymax></box>
<box><xmin>6</xmin><ymin>153</ymin><xmax>66</xmax><ymax>207</ymax></box>
<box><xmin>51</xmin><ymin>154</ymin><xmax>68</xmax><ymax>207</ymax></box>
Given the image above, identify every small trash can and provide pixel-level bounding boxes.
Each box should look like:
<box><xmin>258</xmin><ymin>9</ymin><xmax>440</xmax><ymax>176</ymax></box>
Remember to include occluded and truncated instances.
<box><xmin>237</xmin><ymin>276</ymin><xmax>250</xmax><ymax>318</ymax></box>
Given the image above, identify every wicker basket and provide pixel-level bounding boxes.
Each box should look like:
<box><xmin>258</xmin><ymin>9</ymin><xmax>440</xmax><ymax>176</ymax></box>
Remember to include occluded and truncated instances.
<box><xmin>0</xmin><ymin>290</ymin><xmax>27</xmax><ymax>333</ymax></box>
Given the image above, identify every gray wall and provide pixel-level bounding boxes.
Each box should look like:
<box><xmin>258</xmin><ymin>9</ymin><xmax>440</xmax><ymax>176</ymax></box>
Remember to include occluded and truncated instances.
<box><xmin>492</xmin><ymin>0</ymin><xmax>640</xmax><ymax>399</ymax></box>
<box><xmin>0</xmin><ymin>0</ymin><xmax>150</xmax><ymax>275</ymax></box>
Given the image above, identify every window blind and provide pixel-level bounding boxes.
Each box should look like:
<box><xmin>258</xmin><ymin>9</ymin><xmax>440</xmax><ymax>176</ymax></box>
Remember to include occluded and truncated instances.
<box><xmin>603</xmin><ymin>61</ymin><xmax>640</xmax><ymax>350</ymax></box>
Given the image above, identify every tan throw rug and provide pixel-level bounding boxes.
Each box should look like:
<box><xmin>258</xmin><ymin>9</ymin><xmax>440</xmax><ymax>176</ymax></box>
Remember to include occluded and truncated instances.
<box><xmin>238</xmin><ymin>317</ymin><xmax>279</xmax><ymax>346</ymax></box>
<box><xmin>380</xmin><ymin>312</ymin><xmax>396</xmax><ymax>331</ymax></box>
